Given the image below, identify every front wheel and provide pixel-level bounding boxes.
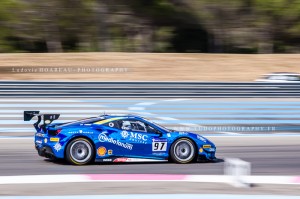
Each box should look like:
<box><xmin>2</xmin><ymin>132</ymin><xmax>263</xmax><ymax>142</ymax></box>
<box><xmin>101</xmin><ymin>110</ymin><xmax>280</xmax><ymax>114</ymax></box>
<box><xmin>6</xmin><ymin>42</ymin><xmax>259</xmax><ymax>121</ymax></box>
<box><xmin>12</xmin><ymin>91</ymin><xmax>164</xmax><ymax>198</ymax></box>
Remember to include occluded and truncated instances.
<box><xmin>170</xmin><ymin>138</ymin><xmax>196</xmax><ymax>164</ymax></box>
<box><xmin>66</xmin><ymin>138</ymin><xmax>94</xmax><ymax>165</ymax></box>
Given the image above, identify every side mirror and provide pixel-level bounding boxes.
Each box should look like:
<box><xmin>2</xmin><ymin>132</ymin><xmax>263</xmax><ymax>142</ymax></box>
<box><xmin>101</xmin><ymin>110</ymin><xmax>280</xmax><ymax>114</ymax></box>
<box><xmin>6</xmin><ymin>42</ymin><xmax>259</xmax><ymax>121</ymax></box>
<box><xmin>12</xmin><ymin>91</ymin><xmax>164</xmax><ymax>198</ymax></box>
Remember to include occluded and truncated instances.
<box><xmin>156</xmin><ymin>130</ymin><xmax>163</xmax><ymax>137</ymax></box>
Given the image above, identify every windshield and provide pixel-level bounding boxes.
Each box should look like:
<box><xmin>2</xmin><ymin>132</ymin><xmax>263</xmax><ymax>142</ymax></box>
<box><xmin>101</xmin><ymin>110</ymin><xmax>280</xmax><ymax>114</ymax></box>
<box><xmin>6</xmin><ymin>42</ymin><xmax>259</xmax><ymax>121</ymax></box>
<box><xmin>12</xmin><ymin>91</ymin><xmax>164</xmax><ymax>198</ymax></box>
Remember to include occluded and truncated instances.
<box><xmin>144</xmin><ymin>119</ymin><xmax>171</xmax><ymax>132</ymax></box>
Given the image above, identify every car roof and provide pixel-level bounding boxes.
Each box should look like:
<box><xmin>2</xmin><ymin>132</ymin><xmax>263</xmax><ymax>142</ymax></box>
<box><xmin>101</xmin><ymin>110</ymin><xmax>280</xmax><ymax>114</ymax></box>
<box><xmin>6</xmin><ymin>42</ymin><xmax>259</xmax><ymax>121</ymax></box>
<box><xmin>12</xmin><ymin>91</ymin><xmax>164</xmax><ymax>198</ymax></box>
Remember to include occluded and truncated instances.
<box><xmin>100</xmin><ymin>114</ymin><xmax>146</xmax><ymax>120</ymax></box>
<box><xmin>56</xmin><ymin>114</ymin><xmax>147</xmax><ymax>128</ymax></box>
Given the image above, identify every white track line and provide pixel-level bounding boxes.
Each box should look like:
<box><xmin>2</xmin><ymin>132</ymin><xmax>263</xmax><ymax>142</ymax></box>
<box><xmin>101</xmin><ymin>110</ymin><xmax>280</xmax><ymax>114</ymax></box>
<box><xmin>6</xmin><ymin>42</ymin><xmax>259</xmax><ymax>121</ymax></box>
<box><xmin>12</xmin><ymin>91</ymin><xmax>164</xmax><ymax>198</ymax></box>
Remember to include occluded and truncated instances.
<box><xmin>0</xmin><ymin>174</ymin><xmax>298</xmax><ymax>185</ymax></box>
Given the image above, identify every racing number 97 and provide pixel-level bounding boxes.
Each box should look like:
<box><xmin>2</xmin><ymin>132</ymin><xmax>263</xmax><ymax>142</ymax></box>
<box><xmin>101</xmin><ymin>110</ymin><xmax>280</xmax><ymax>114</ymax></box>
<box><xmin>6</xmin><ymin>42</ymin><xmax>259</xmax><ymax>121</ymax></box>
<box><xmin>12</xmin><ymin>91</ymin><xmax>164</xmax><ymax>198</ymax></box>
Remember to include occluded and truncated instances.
<box><xmin>152</xmin><ymin>141</ymin><xmax>167</xmax><ymax>151</ymax></box>
<box><xmin>154</xmin><ymin>142</ymin><xmax>164</xmax><ymax>150</ymax></box>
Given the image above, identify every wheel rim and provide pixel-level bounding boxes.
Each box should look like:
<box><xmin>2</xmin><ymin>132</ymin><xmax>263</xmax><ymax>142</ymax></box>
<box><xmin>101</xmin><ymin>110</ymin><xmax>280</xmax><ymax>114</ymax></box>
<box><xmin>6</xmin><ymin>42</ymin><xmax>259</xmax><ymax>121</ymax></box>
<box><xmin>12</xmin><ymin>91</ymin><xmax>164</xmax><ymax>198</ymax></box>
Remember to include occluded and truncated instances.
<box><xmin>174</xmin><ymin>140</ymin><xmax>194</xmax><ymax>162</ymax></box>
<box><xmin>70</xmin><ymin>140</ymin><xmax>92</xmax><ymax>163</ymax></box>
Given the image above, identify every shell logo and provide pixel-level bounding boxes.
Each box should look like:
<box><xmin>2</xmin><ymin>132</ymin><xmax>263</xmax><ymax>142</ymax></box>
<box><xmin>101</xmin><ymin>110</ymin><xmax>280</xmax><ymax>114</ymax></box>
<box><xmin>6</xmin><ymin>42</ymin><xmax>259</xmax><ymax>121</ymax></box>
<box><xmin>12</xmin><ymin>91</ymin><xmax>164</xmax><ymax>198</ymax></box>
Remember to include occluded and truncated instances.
<box><xmin>97</xmin><ymin>147</ymin><xmax>107</xmax><ymax>156</ymax></box>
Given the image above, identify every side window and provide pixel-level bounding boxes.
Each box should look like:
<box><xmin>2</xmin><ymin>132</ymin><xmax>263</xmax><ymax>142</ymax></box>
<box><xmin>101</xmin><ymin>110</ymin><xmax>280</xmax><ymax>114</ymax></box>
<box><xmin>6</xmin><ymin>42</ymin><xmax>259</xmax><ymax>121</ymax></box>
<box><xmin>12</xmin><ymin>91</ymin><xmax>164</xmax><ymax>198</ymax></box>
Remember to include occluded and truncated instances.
<box><xmin>117</xmin><ymin>119</ymin><xmax>159</xmax><ymax>134</ymax></box>
<box><xmin>146</xmin><ymin>124</ymin><xmax>158</xmax><ymax>134</ymax></box>
<box><xmin>103</xmin><ymin>121</ymin><xmax>119</xmax><ymax>129</ymax></box>
<box><xmin>117</xmin><ymin>120</ymin><xmax>132</xmax><ymax>131</ymax></box>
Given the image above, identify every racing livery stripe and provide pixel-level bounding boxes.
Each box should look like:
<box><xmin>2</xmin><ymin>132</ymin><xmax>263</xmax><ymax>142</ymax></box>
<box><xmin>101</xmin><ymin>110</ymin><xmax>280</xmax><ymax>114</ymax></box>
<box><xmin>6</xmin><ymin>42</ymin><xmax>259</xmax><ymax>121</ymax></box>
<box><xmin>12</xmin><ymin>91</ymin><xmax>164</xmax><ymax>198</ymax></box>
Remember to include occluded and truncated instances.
<box><xmin>94</xmin><ymin>117</ymin><xmax>125</xmax><ymax>124</ymax></box>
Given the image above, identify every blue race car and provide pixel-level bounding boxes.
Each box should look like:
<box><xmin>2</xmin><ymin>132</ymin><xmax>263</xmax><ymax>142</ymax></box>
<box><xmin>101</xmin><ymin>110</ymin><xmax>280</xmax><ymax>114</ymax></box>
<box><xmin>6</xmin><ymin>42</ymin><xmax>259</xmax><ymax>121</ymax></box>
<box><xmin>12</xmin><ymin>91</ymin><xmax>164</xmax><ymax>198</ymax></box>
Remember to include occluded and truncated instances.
<box><xmin>24</xmin><ymin>111</ymin><xmax>216</xmax><ymax>165</ymax></box>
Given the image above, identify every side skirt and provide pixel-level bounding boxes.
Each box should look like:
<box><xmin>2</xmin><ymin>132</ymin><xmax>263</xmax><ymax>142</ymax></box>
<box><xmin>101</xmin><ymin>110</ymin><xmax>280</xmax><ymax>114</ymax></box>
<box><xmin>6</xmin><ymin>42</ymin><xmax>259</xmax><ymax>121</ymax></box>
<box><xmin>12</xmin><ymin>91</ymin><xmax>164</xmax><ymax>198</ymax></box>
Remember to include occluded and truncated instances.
<box><xmin>95</xmin><ymin>157</ymin><xmax>168</xmax><ymax>163</ymax></box>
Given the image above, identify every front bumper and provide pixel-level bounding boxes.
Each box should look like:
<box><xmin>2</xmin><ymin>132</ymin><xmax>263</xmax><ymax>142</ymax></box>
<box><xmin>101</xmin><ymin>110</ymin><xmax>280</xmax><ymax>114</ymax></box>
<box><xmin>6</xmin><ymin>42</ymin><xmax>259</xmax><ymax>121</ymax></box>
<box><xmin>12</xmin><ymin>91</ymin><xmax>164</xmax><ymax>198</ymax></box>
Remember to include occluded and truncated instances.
<box><xmin>197</xmin><ymin>146</ymin><xmax>216</xmax><ymax>161</ymax></box>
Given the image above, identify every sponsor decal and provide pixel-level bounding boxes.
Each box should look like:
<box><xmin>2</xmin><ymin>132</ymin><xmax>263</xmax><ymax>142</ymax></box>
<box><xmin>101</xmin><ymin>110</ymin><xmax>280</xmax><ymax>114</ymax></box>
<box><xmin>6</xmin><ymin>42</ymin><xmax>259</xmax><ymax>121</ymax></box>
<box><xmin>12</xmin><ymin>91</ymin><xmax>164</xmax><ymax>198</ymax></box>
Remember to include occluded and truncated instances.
<box><xmin>98</xmin><ymin>132</ymin><xmax>133</xmax><ymax>150</ymax></box>
<box><xmin>121</xmin><ymin>131</ymin><xmax>148</xmax><ymax>144</ymax></box>
<box><xmin>103</xmin><ymin>159</ymin><xmax>113</xmax><ymax>162</ymax></box>
<box><xmin>152</xmin><ymin>138</ymin><xmax>167</xmax><ymax>152</ymax></box>
<box><xmin>199</xmin><ymin>148</ymin><xmax>203</xmax><ymax>153</ymax></box>
<box><xmin>167</xmin><ymin>133</ymin><xmax>171</xmax><ymax>137</ymax></box>
<box><xmin>97</xmin><ymin>147</ymin><xmax>107</xmax><ymax>156</ymax></box>
<box><xmin>44</xmin><ymin>138</ymin><xmax>47</xmax><ymax>143</ymax></box>
<box><xmin>108</xmin><ymin>149</ymin><xmax>113</xmax><ymax>155</ymax></box>
<box><xmin>121</xmin><ymin>131</ymin><xmax>129</xmax><ymax>139</ymax></box>
<box><xmin>36</xmin><ymin>133</ymin><xmax>45</xmax><ymax>137</ymax></box>
<box><xmin>45</xmin><ymin>120</ymin><xmax>51</xmax><ymax>124</ymax></box>
<box><xmin>68</xmin><ymin>130</ymin><xmax>93</xmax><ymax>134</ymax></box>
<box><xmin>179</xmin><ymin>132</ymin><xmax>188</xmax><ymax>135</ymax></box>
<box><xmin>113</xmin><ymin>157</ymin><xmax>128</xmax><ymax>162</ymax></box>
<box><xmin>108</xmin><ymin>122</ymin><xmax>114</xmax><ymax>127</ymax></box>
<box><xmin>113</xmin><ymin>157</ymin><xmax>167</xmax><ymax>163</ymax></box>
<box><xmin>50</xmin><ymin>137</ymin><xmax>59</xmax><ymax>142</ymax></box>
<box><xmin>35</xmin><ymin>140</ymin><xmax>42</xmax><ymax>144</ymax></box>
<box><xmin>54</xmin><ymin>143</ymin><xmax>62</xmax><ymax>152</ymax></box>
<box><xmin>197</xmin><ymin>135</ymin><xmax>207</xmax><ymax>142</ymax></box>
<box><xmin>152</xmin><ymin>152</ymin><xmax>165</xmax><ymax>156</ymax></box>
<box><xmin>203</xmin><ymin>145</ymin><xmax>211</xmax><ymax>148</ymax></box>
<box><xmin>206</xmin><ymin>148</ymin><xmax>215</xmax><ymax>152</ymax></box>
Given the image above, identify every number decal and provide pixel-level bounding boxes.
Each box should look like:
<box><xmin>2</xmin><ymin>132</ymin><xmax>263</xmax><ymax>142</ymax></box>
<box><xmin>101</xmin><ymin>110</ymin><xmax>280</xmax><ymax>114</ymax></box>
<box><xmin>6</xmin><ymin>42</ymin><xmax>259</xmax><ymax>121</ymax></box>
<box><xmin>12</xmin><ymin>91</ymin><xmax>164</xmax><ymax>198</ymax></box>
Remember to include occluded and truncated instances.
<box><xmin>152</xmin><ymin>139</ymin><xmax>167</xmax><ymax>151</ymax></box>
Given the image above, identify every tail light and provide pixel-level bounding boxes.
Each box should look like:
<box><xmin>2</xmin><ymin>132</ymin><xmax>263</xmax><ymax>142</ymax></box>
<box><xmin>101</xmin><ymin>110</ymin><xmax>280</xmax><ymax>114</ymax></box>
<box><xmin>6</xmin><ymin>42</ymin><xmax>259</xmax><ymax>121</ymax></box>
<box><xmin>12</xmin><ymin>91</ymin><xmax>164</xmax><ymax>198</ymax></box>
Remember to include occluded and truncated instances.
<box><xmin>48</xmin><ymin>129</ymin><xmax>62</xmax><ymax>136</ymax></box>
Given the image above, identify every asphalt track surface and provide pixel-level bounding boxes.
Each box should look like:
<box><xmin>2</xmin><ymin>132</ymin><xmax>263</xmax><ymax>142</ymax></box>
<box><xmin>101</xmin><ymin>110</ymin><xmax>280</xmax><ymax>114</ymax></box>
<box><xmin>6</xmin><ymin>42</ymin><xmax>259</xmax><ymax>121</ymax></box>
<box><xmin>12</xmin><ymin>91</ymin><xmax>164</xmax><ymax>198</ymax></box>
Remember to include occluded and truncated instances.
<box><xmin>1</xmin><ymin>136</ymin><xmax>299</xmax><ymax>176</ymax></box>
<box><xmin>0</xmin><ymin>136</ymin><xmax>299</xmax><ymax>196</ymax></box>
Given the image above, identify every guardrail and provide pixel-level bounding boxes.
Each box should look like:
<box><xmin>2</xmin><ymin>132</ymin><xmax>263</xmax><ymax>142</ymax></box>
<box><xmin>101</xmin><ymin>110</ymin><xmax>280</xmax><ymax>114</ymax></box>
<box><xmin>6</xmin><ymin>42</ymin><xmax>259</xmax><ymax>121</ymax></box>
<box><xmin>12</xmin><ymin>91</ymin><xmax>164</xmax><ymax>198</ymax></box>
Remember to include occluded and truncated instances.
<box><xmin>1</xmin><ymin>81</ymin><xmax>300</xmax><ymax>98</ymax></box>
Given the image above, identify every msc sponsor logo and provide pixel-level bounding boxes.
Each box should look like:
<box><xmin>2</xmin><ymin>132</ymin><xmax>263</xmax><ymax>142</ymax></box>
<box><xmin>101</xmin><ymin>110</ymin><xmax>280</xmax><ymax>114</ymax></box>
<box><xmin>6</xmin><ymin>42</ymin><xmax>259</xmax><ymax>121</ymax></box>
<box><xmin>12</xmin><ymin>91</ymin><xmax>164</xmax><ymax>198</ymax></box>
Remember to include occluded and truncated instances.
<box><xmin>98</xmin><ymin>132</ymin><xmax>133</xmax><ymax>150</ymax></box>
<box><xmin>121</xmin><ymin>131</ymin><xmax>129</xmax><ymax>139</ymax></box>
<box><xmin>54</xmin><ymin>143</ymin><xmax>62</xmax><ymax>152</ymax></box>
<box><xmin>120</xmin><ymin>131</ymin><xmax>148</xmax><ymax>144</ymax></box>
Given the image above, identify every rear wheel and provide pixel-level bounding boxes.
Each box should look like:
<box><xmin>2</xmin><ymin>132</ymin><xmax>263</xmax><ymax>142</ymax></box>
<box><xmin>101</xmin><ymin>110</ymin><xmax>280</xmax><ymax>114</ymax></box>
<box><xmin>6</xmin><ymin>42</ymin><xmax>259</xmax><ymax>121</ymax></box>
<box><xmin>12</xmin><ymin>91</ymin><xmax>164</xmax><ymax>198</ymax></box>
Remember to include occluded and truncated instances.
<box><xmin>66</xmin><ymin>138</ymin><xmax>94</xmax><ymax>165</ymax></box>
<box><xmin>170</xmin><ymin>138</ymin><xmax>196</xmax><ymax>164</ymax></box>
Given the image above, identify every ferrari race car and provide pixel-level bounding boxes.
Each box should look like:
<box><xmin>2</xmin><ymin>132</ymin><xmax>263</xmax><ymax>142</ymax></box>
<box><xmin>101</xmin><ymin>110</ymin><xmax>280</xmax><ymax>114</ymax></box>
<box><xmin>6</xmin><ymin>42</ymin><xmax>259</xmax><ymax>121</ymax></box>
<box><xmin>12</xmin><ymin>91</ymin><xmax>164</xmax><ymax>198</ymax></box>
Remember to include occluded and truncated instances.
<box><xmin>24</xmin><ymin>111</ymin><xmax>217</xmax><ymax>165</ymax></box>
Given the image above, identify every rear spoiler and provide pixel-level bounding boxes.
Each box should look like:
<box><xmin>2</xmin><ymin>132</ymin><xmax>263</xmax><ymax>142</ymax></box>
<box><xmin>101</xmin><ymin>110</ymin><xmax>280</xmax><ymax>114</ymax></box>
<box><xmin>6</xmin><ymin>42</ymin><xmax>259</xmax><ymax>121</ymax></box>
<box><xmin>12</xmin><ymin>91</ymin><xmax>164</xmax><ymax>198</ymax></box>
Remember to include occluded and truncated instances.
<box><xmin>24</xmin><ymin>111</ymin><xmax>60</xmax><ymax>131</ymax></box>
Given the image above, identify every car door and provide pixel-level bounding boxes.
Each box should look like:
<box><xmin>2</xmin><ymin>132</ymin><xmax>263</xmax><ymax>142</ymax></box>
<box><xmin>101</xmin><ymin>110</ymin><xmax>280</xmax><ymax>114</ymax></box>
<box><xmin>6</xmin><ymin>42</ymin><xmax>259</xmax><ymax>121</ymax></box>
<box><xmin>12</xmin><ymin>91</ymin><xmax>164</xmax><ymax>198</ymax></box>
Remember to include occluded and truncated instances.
<box><xmin>94</xmin><ymin>120</ymin><xmax>129</xmax><ymax>158</ymax></box>
<box><xmin>117</xmin><ymin>119</ymin><xmax>168</xmax><ymax>159</ymax></box>
<box><xmin>142</xmin><ymin>122</ymin><xmax>169</xmax><ymax>159</ymax></box>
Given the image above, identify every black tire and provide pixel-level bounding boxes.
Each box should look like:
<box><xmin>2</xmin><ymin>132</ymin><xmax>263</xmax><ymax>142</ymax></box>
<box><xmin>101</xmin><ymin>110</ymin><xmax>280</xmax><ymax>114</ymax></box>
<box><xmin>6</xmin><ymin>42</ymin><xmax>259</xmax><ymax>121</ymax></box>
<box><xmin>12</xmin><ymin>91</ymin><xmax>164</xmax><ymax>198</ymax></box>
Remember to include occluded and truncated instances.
<box><xmin>170</xmin><ymin>138</ymin><xmax>196</xmax><ymax>164</ymax></box>
<box><xmin>65</xmin><ymin>137</ymin><xmax>94</xmax><ymax>165</ymax></box>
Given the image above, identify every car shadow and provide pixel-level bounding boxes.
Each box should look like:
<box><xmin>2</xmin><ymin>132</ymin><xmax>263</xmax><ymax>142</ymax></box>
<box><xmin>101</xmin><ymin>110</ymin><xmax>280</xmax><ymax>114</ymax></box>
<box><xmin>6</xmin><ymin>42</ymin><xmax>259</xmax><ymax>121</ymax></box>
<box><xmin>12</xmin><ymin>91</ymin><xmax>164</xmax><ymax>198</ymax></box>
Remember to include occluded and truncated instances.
<box><xmin>44</xmin><ymin>158</ymin><xmax>224</xmax><ymax>166</ymax></box>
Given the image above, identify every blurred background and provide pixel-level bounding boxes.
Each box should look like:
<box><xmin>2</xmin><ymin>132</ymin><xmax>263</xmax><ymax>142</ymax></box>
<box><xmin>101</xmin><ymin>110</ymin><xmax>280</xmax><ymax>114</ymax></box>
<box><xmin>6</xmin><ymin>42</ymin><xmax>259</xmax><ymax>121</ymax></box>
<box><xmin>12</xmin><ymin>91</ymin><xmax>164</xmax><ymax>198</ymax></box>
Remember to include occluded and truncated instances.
<box><xmin>1</xmin><ymin>0</ymin><xmax>300</xmax><ymax>54</ymax></box>
<box><xmin>0</xmin><ymin>1</ymin><xmax>299</xmax><ymax>198</ymax></box>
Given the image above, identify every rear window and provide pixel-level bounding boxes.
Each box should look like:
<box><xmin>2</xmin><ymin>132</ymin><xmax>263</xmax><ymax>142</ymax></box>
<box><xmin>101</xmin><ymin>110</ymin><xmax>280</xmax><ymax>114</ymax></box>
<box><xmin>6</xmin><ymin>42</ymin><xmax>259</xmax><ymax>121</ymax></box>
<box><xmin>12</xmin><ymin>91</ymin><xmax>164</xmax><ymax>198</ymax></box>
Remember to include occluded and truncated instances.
<box><xmin>57</xmin><ymin>117</ymin><xmax>105</xmax><ymax>127</ymax></box>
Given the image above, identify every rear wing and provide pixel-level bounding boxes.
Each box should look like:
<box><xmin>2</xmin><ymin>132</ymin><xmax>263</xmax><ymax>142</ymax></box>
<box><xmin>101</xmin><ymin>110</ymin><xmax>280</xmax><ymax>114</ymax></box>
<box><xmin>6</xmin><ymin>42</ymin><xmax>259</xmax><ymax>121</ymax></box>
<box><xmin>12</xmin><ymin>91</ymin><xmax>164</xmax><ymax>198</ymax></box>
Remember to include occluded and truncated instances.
<box><xmin>24</xmin><ymin>111</ymin><xmax>60</xmax><ymax>131</ymax></box>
